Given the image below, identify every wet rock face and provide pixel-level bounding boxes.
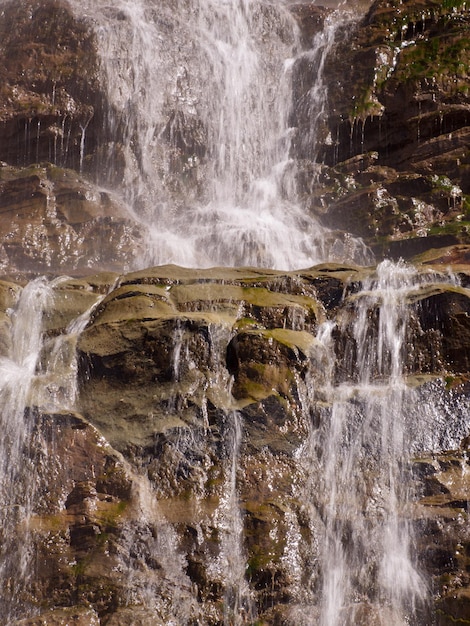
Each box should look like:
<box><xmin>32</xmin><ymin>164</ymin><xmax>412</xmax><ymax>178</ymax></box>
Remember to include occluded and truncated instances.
<box><xmin>292</xmin><ymin>0</ymin><xmax>470</xmax><ymax>259</ymax></box>
<box><xmin>324</xmin><ymin>0</ymin><xmax>470</xmax><ymax>165</ymax></box>
<box><xmin>0</xmin><ymin>264</ymin><xmax>468</xmax><ymax>623</ymax></box>
<box><xmin>0</xmin><ymin>0</ymin><xmax>467</xmax><ymax>272</ymax></box>
<box><xmin>77</xmin><ymin>266</ymin><xmax>328</xmax><ymax>454</ymax></box>
<box><xmin>0</xmin><ymin>1</ymin><xmax>148</xmax><ymax>273</ymax></box>
<box><xmin>0</xmin><ymin>0</ymin><xmax>469</xmax><ymax>623</ymax></box>
<box><xmin>73</xmin><ymin>264</ymin><xmax>470</xmax><ymax>622</ymax></box>
<box><xmin>0</xmin><ymin>163</ymin><xmax>145</xmax><ymax>274</ymax></box>
<box><xmin>0</xmin><ymin>0</ymin><xmax>105</xmax><ymax>172</ymax></box>
<box><xmin>414</xmin><ymin>443</ymin><xmax>470</xmax><ymax>626</ymax></box>
<box><xmin>0</xmin><ymin>406</ymin><xmax>134</xmax><ymax>625</ymax></box>
<box><xmin>289</xmin><ymin>4</ymin><xmax>331</xmax><ymax>48</ymax></box>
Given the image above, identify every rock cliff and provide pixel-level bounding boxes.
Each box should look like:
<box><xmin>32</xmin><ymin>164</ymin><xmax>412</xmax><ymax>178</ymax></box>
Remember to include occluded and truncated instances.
<box><xmin>0</xmin><ymin>263</ymin><xmax>468</xmax><ymax>624</ymax></box>
<box><xmin>292</xmin><ymin>0</ymin><xmax>470</xmax><ymax>261</ymax></box>
<box><xmin>0</xmin><ymin>0</ymin><xmax>469</xmax><ymax>624</ymax></box>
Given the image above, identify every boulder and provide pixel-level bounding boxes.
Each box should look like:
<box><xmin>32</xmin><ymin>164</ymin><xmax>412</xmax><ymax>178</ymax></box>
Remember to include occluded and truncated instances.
<box><xmin>77</xmin><ymin>266</ymin><xmax>325</xmax><ymax>453</ymax></box>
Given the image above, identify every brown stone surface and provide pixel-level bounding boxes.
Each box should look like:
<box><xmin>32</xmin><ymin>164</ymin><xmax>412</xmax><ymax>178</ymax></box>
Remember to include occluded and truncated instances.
<box><xmin>292</xmin><ymin>0</ymin><xmax>470</xmax><ymax>258</ymax></box>
<box><xmin>0</xmin><ymin>262</ymin><xmax>466</xmax><ymax>623</ymax></box>
<box><xmin>0</xmin><ymin>0</ymin><xmax>106</xmax><ymax>172</ymax></box>
<box><xmin>0</xmin><ymin>164</ymin><xmax>144</xmax><ymax>273</ymax></box>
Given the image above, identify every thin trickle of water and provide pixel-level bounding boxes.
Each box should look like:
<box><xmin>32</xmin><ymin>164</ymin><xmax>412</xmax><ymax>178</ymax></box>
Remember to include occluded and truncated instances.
<box><xmin>116</xmin><ymin>475</ymin><xmax>201</xmax><ymax>624</ymax></box>
<box><xmin>296</xmin><ymin>7</ymin><xmax>354</xmax><ymax>164</ymax></box>
<box><xmin>216</xmin><ymin>411</ymin><xmax>255</xmax><ymax>626</ymax></box>
<box><xmin>39</xmin><ymin>284</ymin><xmax>108</xmax><ymax>411</ymax></box>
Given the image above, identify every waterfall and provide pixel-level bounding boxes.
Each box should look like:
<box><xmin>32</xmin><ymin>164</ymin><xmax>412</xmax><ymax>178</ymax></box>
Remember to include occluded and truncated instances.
<box><xmin>2</xmin><ymin>0</ymin><xmax>470</xmax><ymax>623</ymax></box>
<box><xmin>73</xmin><ymin>0</ymin><xmax>371</xmax><ymax>270</ymax></box>
<box><xmin>0</xmin><ymin>278</ymin><xmax>107</xmax><ymax>623</ymax></box>
<box><xmin>301</xmin><ymin>260</ymin><xmax>469</xmax><ymax>626</ymax></box>
<box><xmin>0</xmin><ymin>278</ymin><xmax>53</xmax><ymax>622</ymax></box>
<box><xmin>317</xmin><ymin>262</ymin><xmax>427</xmax><ymax>625</ymax></box>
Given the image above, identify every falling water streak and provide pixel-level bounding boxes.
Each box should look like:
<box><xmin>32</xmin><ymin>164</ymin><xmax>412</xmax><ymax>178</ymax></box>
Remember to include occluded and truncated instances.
<box><xmin>0</xmin><ymin>278</ymin><xmax>53</xmax><ymax>622</ymax></box>
<box><xmin>205</xmin><ymin>409</ymin><xmax>254</xmax><ymax>626</ymax></box>
<box><xmin>309</xmin><ymin>261</ymin><xmax>439</xmax><ymax>626</ymax></box>
<box><xmin>36</xmin><ymin>119</ymin><xmax>41</xmax><ymax>163</ymax></box>
<box><xmin>297</xmin><ymin>7</ymin><xmax>355</xmax><ymax>164</ymax></box>
<box><xmin>38</xmin><ymin>283</ymin><xmax>109</xmax><ymax>411</ymax></box>
<box><xmin>115</xmin><ymin>474</ymin><xmax>200</xmax><ymax>624</ymax></box>
<box><xmin>60</xmin><ymin>116</ymin><xmax>66</xmax><ymax>164</ymax></box>
<box><xmin>173</xmin><ymin>319</ymin><xmax>254</xmax><ymax>623</ymax></box>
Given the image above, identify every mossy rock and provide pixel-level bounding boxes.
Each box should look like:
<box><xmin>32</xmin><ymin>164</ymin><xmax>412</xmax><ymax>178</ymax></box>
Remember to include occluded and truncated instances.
<box><xmin>436</xmin><ymin>589</ymin><xmax>470</xmax><ymax>625</ymax></box>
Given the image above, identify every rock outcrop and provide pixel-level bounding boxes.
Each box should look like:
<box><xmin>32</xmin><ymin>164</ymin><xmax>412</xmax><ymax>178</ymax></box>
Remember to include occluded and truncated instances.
<box><xmin>0</xmin><ymin>264</ymin><xmax>466</xmax><ymax>624</ymax></box>
<box><xmin>0</xmin><ymin>0</ymin><xmax>104</xmax><ymax>172</ymax></box>
<box><xmin>0</xmin><ymin>163</ymin><xmax>144</xmax><ymax>274</ymax></box>
<box><xmin>292</xmin><ymin>0</ymin><xmax>470</xmax><ymax>260</ymax></box>
<box><xmin>0</xmin><ymin>0</ymin><xmax>147</xmax><ymax>274</ymax></box>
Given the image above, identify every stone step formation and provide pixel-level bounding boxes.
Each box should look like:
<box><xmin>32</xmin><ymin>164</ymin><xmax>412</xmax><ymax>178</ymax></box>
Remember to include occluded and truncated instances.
<box><xmin>0</xmin><ymin>1</ymin><xmax>469</xmax><ymax>624</ymax></box>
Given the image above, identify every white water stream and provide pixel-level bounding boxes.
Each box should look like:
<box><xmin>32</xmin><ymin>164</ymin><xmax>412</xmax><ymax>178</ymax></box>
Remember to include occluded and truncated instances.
<box><xmin>317</xmin><ymin>262</ymin><xmax>428</xmax><ymax>625</ymax></box>
<box><xmin>298</xmin><ymin>261</ymin><xmax>470</xmax><ymax>626</ymax></box>
<box><xmin>75</xmin><ymin>0</ymin><xmax>370</xmax><ymax>270</ymax></box>
<box><xmin>0</xmin><ymin>279</ymin><xmax>53</xmax><ymax>621</ymax></box>
<box><xmin>0</xmin><ymin>277</ymin><xmax>113</xmax><ymax>623</ymax></box>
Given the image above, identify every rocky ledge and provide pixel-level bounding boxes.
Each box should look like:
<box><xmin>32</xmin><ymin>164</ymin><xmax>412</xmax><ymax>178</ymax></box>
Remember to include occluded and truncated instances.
<box><xmin>0</xmin><ymin>262</ymin><xmax>467</xmax><ymax>624</ymax></box>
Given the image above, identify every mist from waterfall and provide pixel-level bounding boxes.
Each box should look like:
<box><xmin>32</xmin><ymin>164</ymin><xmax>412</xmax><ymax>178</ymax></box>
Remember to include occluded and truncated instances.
<box><xmin>76</xmin><ymin>0</ymin><xmax>371</xmax><ymax>270</ymax></box>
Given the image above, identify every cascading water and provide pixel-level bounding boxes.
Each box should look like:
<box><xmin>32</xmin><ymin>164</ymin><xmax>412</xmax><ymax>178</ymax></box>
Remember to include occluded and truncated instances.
<box><xmin>0</xmin><ymin>278</ymin><xmax>53</xmax><ymax>621</ymax></box>
<box><xmin>295</xmin><ymin>260</ymin><xmax>470</xmax><ymax>626</ymax></box>
<box><xmin>75</xmin><ymin>0</ymin><xmax>371</xmax><ymax>269</ymax></box>
<box><xmin>214</xmin><ymin>410</ymin><xmax>255</xmax><ymax>625</ymax></box>
<box><xmin>2</xmin><ymin>0</ymin><xmax>470</xmax><ymax>624</ymax></box>
<box><xmin>317</xmin><ymin>261</ymin><xmax>428</xmax><ymax>625</ymax></box>
<box><xmin>0</xmin><ymin>276</ymin><xmax>114</xmax><ymax>623</ymax></box>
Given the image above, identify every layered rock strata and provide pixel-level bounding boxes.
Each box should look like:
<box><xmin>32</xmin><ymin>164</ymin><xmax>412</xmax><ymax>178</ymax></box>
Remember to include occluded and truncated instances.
<box><xmin>292</xmin><ymin>0</ymin><xmax>470</xmax><ymax>260</ymax></box>
<box><xmin>0</xmin><ymin>264</ymin><xmax>467</xmax><ymax>624</ymax></box>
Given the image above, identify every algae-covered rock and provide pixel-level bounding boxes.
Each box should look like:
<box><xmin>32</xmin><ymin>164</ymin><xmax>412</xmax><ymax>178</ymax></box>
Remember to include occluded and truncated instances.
<box><xmin>77</xmin><ymin>267</ymin><xmax>327</xmax><ymax>453</ymax></box>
